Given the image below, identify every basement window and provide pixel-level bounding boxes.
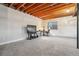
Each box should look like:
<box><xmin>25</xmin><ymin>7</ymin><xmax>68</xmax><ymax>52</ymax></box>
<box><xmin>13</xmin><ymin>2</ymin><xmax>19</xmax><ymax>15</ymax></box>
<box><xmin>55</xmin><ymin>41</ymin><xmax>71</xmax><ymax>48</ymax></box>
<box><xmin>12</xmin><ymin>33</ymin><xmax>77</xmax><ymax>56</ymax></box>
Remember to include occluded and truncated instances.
<box><xmin>48</xmin><ymin>21</ymin><xmax>58</xmax><ymax>30</ymax></box>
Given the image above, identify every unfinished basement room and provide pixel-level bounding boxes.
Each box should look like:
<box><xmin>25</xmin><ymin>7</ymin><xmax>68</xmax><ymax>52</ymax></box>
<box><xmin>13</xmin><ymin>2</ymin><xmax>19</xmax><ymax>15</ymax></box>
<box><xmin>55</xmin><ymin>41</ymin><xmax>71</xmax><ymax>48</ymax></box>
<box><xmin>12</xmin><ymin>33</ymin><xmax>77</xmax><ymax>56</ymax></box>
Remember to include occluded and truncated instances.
<box><xmin>0</xmin><ymin>3</ymin><xmax>78</xmax><ymax>56</ymax></box>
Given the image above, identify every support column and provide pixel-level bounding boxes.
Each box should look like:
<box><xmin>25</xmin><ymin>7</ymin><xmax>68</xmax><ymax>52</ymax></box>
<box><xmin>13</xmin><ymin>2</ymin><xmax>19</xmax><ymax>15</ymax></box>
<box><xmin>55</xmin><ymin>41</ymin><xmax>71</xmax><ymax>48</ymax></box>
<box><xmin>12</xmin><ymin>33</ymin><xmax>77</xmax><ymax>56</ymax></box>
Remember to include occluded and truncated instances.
<box><xmin>77</xmin><ymin>3</ymin><xmax>79</xmax><ymax>48</ymax></box>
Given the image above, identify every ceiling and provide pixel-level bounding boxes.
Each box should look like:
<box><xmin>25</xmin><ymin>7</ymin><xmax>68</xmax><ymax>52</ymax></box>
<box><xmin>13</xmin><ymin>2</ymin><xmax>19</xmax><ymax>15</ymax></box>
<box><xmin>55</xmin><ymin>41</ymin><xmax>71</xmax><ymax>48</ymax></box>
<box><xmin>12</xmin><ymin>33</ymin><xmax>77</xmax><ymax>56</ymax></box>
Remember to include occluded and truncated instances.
<box><xmin>2</xmin><ymin>3</ymin><xmax>77</xmax><ymax>20</ymax></box>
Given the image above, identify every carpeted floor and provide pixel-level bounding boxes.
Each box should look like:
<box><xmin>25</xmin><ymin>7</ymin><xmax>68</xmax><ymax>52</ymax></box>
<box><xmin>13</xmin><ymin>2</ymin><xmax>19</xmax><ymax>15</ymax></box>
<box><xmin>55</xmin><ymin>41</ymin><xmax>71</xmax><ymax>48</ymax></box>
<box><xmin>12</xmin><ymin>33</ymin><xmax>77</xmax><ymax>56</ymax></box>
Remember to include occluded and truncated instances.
<box><xmin>0</xmin><ymin>36</ymin><xmax>78</xmax><ymax>56</ymax></box>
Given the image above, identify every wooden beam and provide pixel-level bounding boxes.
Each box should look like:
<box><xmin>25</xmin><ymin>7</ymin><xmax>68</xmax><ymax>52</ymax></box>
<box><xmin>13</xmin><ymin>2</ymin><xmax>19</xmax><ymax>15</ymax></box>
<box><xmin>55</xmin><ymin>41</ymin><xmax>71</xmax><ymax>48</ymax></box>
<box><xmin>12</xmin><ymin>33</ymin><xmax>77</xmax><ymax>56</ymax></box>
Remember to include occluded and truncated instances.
<box><xmin>40</xmin><ymin>4</ymin><xmax>75</xmax><ymax>18</ymax></box>
<box><xmin>41</xmin><ymin>5</ymin><xmax>75</xmax><ymax>20</ymax></box>
<box><xmin>32</xmin><ymin>3</ymin><xmax>65</xmax><ymax>16</ymax></box>
<box><xmin>17</xmin><ymin>3</ymin><xmax>26</xmax><ymax>10</ymax></box>
<box><xmin>41</xmin><ymin>14</ymin><xmax>72</xmax><ymax>20</ymax></box>
<box><xmin>23</xmin><ymin>3</ymin><xmax>35</xmax><ymax>11</ymax></box>
<box><xmin>27</xmin><ymin>4</ymin><xmax>46</xmax><ymax>13</ymax></box>
<box><xmin>30</xmin><ymin>3</ymin><xmax>57</xmax><ymax>14</ymax></box>
<box><xmin>9</xmin><ymin>3</ymin><xmax>14</xmax><ymax>7</ymax></box>
<box><xmin>33</xmin><ymin>4</ymin><xmax>74</xmax><ymax>17</ymax></box>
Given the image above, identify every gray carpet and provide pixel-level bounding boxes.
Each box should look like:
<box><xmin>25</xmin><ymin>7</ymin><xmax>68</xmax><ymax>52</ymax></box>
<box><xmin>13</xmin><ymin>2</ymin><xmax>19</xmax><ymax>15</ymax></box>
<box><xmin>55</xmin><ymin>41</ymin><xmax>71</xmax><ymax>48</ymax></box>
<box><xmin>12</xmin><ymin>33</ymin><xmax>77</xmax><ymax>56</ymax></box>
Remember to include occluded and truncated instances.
<box><xmin>0</xmin><ymin>36</ymin><xmax>78</xmax><ymax>56</ymax></box>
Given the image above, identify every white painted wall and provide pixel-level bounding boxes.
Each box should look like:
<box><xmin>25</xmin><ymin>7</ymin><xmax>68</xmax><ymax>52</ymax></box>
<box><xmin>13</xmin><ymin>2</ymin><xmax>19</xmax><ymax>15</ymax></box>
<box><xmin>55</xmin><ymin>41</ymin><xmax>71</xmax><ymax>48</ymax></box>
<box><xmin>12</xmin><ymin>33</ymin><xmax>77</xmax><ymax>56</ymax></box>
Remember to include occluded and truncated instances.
<box><xmin>48</xmin><ymin>16</ymin><xmax>77</xmax><ymax>38</ymax></box>
<box><xmin>0</xmin><ymin>4</ymin><xmax>41</xmax><ymax>44</ymax></box>
<box><xmin>0</xmin><ymin>4</ymin><xmax>77</xmax><ymax>45</ymax></box>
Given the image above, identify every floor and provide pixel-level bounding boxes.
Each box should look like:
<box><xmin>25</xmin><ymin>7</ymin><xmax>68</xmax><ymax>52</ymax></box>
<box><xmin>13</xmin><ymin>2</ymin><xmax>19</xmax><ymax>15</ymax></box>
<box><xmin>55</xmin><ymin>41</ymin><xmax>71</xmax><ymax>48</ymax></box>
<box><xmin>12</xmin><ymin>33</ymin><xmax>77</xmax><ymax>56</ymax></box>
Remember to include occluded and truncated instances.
<box><xmin>0</xmin><ymin>36</ymin><xmax>79</xmax><ymax>56</ymax></box>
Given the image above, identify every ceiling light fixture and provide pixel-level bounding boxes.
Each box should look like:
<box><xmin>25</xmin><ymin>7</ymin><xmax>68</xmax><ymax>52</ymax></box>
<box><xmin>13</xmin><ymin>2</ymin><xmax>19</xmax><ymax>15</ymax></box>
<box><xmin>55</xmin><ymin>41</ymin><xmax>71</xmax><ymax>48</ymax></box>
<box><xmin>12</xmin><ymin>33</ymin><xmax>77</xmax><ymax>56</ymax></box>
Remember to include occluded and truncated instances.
<box><xmin>66</xmin><ymin>9</ymin><xmax>70</xmax><ymax>13</ymax></box>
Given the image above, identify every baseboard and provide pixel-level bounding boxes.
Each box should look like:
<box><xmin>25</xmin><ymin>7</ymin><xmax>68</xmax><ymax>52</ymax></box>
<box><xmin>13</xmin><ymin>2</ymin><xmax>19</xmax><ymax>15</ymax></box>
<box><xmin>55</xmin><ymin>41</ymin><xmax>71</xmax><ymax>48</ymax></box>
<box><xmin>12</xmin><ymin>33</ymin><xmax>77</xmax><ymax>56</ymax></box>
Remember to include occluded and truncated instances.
<box><xmin>0</xmin><ymin>37</ymin><xmax>26</xmax><ymax>45</ymax></box>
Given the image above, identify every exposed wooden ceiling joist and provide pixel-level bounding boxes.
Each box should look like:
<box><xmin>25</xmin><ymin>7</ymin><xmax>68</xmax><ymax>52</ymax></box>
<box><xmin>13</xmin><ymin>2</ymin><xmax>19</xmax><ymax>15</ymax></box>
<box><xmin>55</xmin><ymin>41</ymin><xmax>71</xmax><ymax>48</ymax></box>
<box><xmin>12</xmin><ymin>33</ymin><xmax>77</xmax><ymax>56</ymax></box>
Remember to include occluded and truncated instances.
<box><xmin>29</xmin><ymin>3</ymin><xmax>57</xmax><ymax>14</ymax></box>
<box><xmin>26</xmin><ymin>3</ymin><xmax>46</xmax><ymax>13</ymax></box>
<box><xmin>16</xmin><ymin>3</ymin><xmax>26</xmax><ymax>10</ymax></box>
<box><xmin>23</xmin><ymin>3</ymin><xmax>35</xmax><ymax>12</ymax></box>
<box><xmin>33</xmin><ymin>4</ymin><xmax>75</xmax><ymax>18</ymax></box>
<box><xmin>9</xmin><ymin>3</ymin><xmax>14</xmax><ymax>7</ymax></box>
<box><xmin>32</xmin><ymin>3</ymin><xmax>67</xmax><ymax>16</ymax></box>
<box><xmin>41</xmin><ymin>6</ymin><xmax>76</xmax><ymax>20</ymax></box>
<box><xmin>2</xmin><ymin>3</ymin><xmax>77</xmax><ymax>20</ymax></box>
